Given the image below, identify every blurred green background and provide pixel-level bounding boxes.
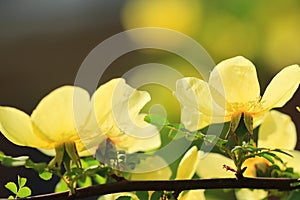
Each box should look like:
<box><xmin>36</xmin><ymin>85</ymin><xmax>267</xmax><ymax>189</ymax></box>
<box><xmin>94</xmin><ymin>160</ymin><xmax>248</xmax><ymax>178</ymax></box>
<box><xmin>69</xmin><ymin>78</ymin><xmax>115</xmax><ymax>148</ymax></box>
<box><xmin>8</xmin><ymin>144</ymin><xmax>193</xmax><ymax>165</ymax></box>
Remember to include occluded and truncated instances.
<box><xmin>0</xmin><ymin>0</ymin><xmax>299</xmax><ymax>197</ymax></box>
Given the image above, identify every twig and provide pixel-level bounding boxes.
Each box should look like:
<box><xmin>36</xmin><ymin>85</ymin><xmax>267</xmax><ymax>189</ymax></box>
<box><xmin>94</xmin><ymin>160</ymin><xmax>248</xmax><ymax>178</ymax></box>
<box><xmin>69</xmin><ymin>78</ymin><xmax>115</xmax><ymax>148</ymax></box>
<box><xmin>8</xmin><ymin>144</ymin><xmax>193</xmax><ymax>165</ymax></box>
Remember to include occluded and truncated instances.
<box><xmin>14</xmin><ymin>177</ymin><xmax>300</xmax><ymax>200</ymax></box>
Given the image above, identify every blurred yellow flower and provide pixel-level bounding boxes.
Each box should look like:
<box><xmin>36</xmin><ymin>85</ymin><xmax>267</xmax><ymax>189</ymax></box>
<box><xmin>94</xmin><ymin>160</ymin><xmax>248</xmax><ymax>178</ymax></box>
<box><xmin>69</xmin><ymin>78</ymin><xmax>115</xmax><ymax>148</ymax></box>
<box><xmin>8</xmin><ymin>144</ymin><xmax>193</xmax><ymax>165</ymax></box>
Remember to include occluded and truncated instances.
<box><xmin>121</xmin><ymin>0</ymin><xmax>202</xmax><ymax>34</ymax></box>
<box><xmin>175</xmin><ymin>56</ymin><xmax>300</xmax><ymax>131</ymax></box>
<box><xmin>0</xmin><ymin>86</ymin><xmax>91</xmax><ymax>157</ymax></box>
<box><xmin>121</xmin><ymin>0</ymin><xmax>202</xmax><ymax>48</ymax></box>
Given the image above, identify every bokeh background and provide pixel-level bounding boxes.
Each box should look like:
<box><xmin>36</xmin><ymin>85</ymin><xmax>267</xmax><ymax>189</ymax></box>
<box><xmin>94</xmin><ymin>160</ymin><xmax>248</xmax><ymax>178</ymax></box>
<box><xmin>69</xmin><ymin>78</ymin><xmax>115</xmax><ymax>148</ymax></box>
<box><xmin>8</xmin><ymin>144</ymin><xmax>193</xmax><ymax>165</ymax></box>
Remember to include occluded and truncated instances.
<box><xmin>0</xmin><ymin>0</ymin><xmax>299</xmax><ymax>197</ymax></box>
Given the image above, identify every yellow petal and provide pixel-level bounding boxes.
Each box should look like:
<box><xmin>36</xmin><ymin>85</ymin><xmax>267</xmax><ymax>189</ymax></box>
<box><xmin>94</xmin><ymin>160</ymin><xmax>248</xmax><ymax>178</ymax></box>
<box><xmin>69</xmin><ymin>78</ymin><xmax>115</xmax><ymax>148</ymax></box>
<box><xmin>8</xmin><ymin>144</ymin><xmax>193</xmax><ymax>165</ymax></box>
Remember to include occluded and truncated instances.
<box><xmin>196</xmin><ymin>151</ymin><xmax>235</xmax><ymax>178</ymax></box>
<box><xmin>129</xmin><ymin>155</ymin><xmax>172</xmax><ymax>180</ymax></box>
<box><xmin>175</xmin><ymin>77</ymin><xmax>225</xmax><ymax>130</ymax></box>
<box><xmin>98</xmin><ymin>193</ymin><xmax>138</xmax><ymax>200</ymax></box>
<box><xmin>178</xmin><ymin>190</ymin><xmax>206</xmax><ymax>200</ymax></box>
<box><xmin>209</xmin><ymin>56</ymin><xmax>260</xmax><ymax>104</ymax></box>
<box><xmin>258</xmin><ymin>110</ymin><xmax>297</xmax><ymax>150</ymax></box>
<box><xmin>261</xmin><ymin>64</ymin><xmax>300</xmax><ymax>110</ymax></box>
<box><xmin>235</xmin><ymin>189</ymin><xmax>268</xmax><ymax>200</ymax></box>
<box><xmin>0</xmin><ymin>106</ymin><xmax>49</xmax><ymax>148</ymax></box>
<box><xmin>276</xmin><ymin>150</ymin><xmax>300</xmax><ymax>175</ymax></box>
<box><xmin>93</xmin><ymin>78</ymin><xmax>160</xmax><ymax>152</ymax></box>
<box><xmin>176</xmin><ymin>146</ymin><xmax>199</xmax><ymax>179</ymax></box>
<box><xmin>31</xmin><ymin>86</ymin><xmax>91</xmax><ymax>143</ymax></box>
<box><xmin>38</xmin><ymin>149</ymin><xmax>56</xmax><ymax>156</ymax></box>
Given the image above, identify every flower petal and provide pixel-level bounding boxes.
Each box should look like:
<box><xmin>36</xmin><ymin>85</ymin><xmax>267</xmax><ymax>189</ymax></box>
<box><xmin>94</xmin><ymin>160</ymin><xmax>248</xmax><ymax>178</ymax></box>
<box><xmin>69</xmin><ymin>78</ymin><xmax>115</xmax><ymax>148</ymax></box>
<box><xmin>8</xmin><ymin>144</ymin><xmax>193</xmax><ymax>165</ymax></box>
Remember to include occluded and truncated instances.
<box><xmin>178</xmin><ymin>190</ymin><xmax>206</xmax><ymax>200</ymax></box>
<box><xmin>129</xmin><ymin>155</ymin><xmax>172</xmax><ymax>180</ymax></box>
<box><xmin>209</xmin><ymin>56</ymin><xmax>260</xmax><ymax>104</ymax></box>
<box><xmin>258</xmin><ymin>110</ymin><xmax>297</xmax><ymax>150</ymax></box>
<box><xmin>176</xmin><ymin>146</ymin><xmax>199</xmax><ymax>179</ymax></box>
<box><xmin>0</xmin><ymin>106</ymin><xmax>49</xmax><ymax>148</ymax></box>
<box><xmin>93</xmin><ymin>78</ymin><xmax>161</xmax><ymax>152</ymax></box>
<box><xmin>196</xmin><ymin>151</ymin><xmax>235</xmax><ymax>178</ymax></box>
<box><xmin>261</xmin><ymin>64</ymin><xmax>300</xmax><ymax>110</ymax></box>
<box><xmin>276</xmin><ymin>150</ymin><xmax>300</xmax><ymax>175</ymax></box>
<box><xmin>235</xmin><ymin>189</ymin><xmax>268</xmax><ymax>200</ymax></box>
<box><xmin>175</xmin><ymin>77</ymin><xmax>225</xmax><ymax>130</ymax></box>
<box><xmin>31</xmin><ymin>86</ymin><xmax>91</xmax><ymax>144</ymax></box>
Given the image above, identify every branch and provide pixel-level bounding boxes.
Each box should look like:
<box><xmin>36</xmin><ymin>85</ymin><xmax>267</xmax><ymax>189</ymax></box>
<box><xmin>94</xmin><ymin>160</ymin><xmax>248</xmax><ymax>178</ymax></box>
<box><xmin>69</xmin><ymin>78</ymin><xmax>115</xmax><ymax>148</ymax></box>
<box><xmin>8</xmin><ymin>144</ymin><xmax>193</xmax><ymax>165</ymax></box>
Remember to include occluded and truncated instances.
<box><xmin>18</xmin><ymin>177</ymin><xmax>300</xmax><ymax>200</ymax></box>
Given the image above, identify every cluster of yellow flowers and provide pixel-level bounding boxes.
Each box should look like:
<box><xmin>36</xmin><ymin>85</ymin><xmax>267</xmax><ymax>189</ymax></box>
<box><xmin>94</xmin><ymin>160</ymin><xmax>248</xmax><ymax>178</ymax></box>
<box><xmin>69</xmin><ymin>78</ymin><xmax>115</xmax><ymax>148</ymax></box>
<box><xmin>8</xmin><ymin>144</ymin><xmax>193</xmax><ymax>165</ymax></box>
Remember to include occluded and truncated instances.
<box><xmin>0</xmin><ymin>56</ymin><xmax>299</xmax><ymax>200</ymax></box>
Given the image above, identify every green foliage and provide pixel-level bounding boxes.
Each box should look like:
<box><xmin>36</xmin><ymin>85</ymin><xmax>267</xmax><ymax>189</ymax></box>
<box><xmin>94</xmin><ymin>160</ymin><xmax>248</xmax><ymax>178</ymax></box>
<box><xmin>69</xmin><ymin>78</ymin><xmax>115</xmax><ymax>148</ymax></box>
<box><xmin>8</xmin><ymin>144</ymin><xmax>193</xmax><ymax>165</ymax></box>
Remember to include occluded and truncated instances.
<box><xmin>0</xmin><ymin>151</ymin><xmax>29</xmax><ymax>167</ymax></box>
<box><xmin>5</xmin><ymin>176</ymin><xmax>32</xmax><ymax>199</ymax></box>
<box><xmin>135</xmin><ymin>191</ymin><xmax>149</xmax><ymax>200</ymax></box>
<box><xmin>150</xmin><ymin>191</ymin><xmax>164</xmax><ymax>200</ymax></box>
<box><xmin>288</xmin><ymin>190</ymin><xmax>300</xmax><ymax>200</ymax></box>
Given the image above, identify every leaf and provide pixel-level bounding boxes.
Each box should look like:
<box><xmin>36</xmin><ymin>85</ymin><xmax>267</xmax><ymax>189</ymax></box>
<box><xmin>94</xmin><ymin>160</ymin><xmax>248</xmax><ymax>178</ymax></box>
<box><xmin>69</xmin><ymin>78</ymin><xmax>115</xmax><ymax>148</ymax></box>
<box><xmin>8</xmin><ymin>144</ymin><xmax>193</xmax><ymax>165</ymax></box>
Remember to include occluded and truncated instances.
<box><xmin>25</xmin><ymin>159</ymin><xmax>48</xmax><ymax>173</ymax></box>
<box><xmin>287</xmin><ymin>189</ymin><xmax>300</xmax><ymax>200</ymax></box>
<box><xmin>78</xmin><ymin>176</ymin><xmax>92</xmax><ymax>188</ymax></box>
<box><xmin>5</xmin><ymin>182</ymin><xmax>18</xmax><ymax>194</ymax></box>
<box><xmin>272</xmin><ymin>149</ymin><xmax>293</xmax><ymax>157</ymax></box>
<box><xmin>136</xmin><ymin>191</ymin><xmax>149</xmax><ymax>200</ymax></box>
<box><xmin>18</xmin><ymin>176</ymin><xmax>27</xmax><ymax>188</ymax></box>
<box><xmin>243</xmin><ymin>112</ymin><xmax>253</xmax><ymax>134</ymax></box>
<box><xmin>1</xmin><ymin>155</ymin><xmax>29</xmax><ymax>167</ymax></box>
<box><xmin>150</xmin><ymin>191</ymin><xmax>163</xmax><ymax>200</ymax></box>
<box><xmin>144</xmin><ymin>114</ymin><xmax>168</xmax><ymax>126</ymax></box>
<box><xmin>17</xmin><ymin>186</ymin><xmax>31</xmax><ymax>198</ymax></box>
<box><xmin>8</xmin><ymin>195</ymin><xmax>14</xmax><ymax>199</ymax></box>
<box><xmin>93</xmin><ymin>174</ymin><xmax>106</xmax><ymax>184</ymax></box>
<box><xmin>55</xmin><ymin>178</ymin><xmax>69</xmax><ymax>192</ymax></box>
<box><xmin>264</xmin><ymin>152</ymin><xmax>284</xmax><ymax>164</ymax></box>
<box><xmin>39</xmin><ymin>171</ymin><xmax>52</xmax><ymax>180</ymax></box>
<box><xmin>260</xmin><ymin>154</ymin><xmax>275</xmax><ymax>164</ymax></box>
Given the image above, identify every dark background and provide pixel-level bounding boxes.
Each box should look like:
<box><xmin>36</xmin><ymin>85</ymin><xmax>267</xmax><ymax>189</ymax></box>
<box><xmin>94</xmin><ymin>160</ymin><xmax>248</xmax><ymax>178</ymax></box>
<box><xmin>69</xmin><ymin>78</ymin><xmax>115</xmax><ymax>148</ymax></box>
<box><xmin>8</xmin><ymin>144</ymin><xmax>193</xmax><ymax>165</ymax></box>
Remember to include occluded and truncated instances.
<box><xmin>0</xmin><ymin>0</ymin><xmax>299</xmax><ymax>197</ymax></box>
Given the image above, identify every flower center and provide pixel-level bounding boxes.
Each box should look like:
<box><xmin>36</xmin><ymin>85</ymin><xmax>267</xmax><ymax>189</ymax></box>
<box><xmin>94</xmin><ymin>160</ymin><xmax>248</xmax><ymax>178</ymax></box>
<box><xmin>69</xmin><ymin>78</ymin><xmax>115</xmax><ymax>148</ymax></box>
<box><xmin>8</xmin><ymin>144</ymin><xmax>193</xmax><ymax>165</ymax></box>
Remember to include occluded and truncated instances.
<box><xmin>226</xmin><ymin>97</ymin><xmax>264</xmax><ymax>115</ymax></box>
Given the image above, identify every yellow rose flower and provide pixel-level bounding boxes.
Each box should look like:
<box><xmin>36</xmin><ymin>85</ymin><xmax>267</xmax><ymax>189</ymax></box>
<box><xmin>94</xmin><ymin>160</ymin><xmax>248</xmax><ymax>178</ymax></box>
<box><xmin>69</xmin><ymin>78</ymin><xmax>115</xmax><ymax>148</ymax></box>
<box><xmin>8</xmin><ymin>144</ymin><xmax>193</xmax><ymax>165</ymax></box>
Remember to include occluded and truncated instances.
<box><xmin>175</xmin><ymin>56</ymin><xmax>300</xmax><ymax>131</ymax></box>
<box><xmin>0</xmin><ymin>78</ymin><xmax>161</xmax><ymax>158</ymax></box>
<box><xmin>196</xmin><ymin>110</ymin><xmax>299</xmax><ymax>200</ymax></box>
<box><xmin>90</xmin><ymin>78</ymin><xmax>161</xmax><ymax>154</ymax></box>
<box><xmin>99</xmin><ymin>146</ymin><xmax>202</xmax><ymax>200</ymax></box>
<box><xmin>0</xmin><ymin>86</ymin><xmax>91</xmax><ymax>157</ymax></box>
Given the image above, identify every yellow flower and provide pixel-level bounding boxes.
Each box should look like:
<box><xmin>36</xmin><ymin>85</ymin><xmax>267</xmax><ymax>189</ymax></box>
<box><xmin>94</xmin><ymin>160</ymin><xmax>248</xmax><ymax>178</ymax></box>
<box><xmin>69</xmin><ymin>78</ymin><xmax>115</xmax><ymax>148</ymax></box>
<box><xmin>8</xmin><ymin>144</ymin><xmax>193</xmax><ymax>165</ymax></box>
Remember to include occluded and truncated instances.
<box><xmin>99</xmin><ymin>146</ymin><xmax>203</xmax><ymax>200</ymax></box>
<box><xmin>175</xmin><ymin>56</ymin><xmax>300</xmax><ymax>131</ymax></box>
<box><xmin>0</xmin><ymin>86</ymin><xmax>91</xmax><ymax>157</ymax></box>
<box><xmin>90</xmin><ymin>78</ymin><xmax>161</xmax><ymax>154</ymax></box>
<box><xmin>196</xmin><ymin>110</ymin><xmax>299</xmax><ymax>200</ymax></box>
<box><xmin>0</xmin><ymin>78</ymin><xmax>161</xmax><ymax>158</ymax></box>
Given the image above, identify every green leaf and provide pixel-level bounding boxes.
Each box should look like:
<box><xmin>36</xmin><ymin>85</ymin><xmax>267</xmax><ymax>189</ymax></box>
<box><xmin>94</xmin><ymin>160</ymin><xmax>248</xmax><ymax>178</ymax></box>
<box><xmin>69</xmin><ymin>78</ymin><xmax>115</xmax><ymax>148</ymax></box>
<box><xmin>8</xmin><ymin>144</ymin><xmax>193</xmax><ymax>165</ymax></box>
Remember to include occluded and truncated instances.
<box><xmin>136</xmin><ymin>191</ymin><xmax>149</xmax><ymax>200</ymax></box>
<box><xmin>93</xmin><ymin>174</ymin><xmax>106</xmax><ymax>184</ymax></box>
<box><xmin>8</xmin><ymin>195</ymin><xmax>14</xmax><ymax>199</ymax></box>
<box><xmin>78</xmin><ymin>176</ymin><xmax>92</xmax><ymax>188</ymax></box>
<box><xmin>287</xmin><ymin>189</ymin><xmax>300</xmax><ymax>200</ymax></box>
<box><xmin>18</xmin><ymin>176</ymin><xmax>27</xmax><ymax>188</ymax></box>
<box><xmin>25</xmin><ymin>159</ymin><xmax>48</xmax><ymax>173</ymax></box>
<box><xmin>144</xmin><ymin>114</ymin><xmax>168</xmax><ymax>126</ymax></box>
<box><xmin>243</xmin><ymin>112</ymin><xmax>253</xmax><ymax>134</ymax></box>
<box><xmin>17</xmin><ymin>186</ymin><xmax>31</xmax><ymax>198</ymax></box>
<box><xmin>55</xmin><ymin>178</ymin><xmax>69</xmax><ymax>192</ymax></box>
<box><xmin>272</xmin><ymin>149</ymin><xmax>293</xmax><ymax>157</ymax></box>
<box><xmin>260</xmin><ymin>154</ymin><xmax>275</xmax><ymax>164</ymax></box>
<box><xmin>1</xmin><ymin>155</ymin><xmax>29</xmax><ymax>167</ymax></box>
<box><xmin>39</xmin><ymin>171</ymin><xmax>53</xmax><ymax>180</ymax></box>
<box><xmin>5</xmin><ymin>182</ymin><xmax>18</xmax><ymax>194</ymax></box>
<box><xmin>116</xmin><ymin>196</ymin><xmax>133</xmax><ymax>200</ymax></box>
<box><xmin>150</xmin><ymin>191</ymin><xmax>163</xmax><ymax>200</ymax></box>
